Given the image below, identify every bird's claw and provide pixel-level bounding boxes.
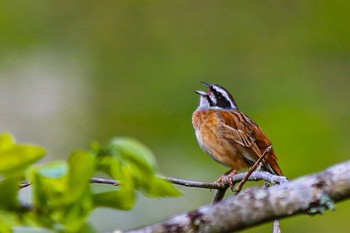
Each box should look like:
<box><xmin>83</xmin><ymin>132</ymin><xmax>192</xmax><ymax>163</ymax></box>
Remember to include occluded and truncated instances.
<box><xmin>216</xmin><ymin>170</ymin><xmax>237</xmax><ymax>188</ymax></box>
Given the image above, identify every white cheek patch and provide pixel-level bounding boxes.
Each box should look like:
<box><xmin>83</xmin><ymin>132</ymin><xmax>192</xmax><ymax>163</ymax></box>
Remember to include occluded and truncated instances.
<box><xmin>209</xmin><ymin>93</ymin><xmax>217</xmax><ymax>104</ymax></box>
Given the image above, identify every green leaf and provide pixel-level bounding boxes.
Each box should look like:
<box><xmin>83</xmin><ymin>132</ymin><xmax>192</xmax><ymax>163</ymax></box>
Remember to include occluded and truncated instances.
<box><xmin>95</xmin><ymin>137</ymin><xmax>181</xmax><ymax>204</ymax></box>
<box><xmin>108</xmin><ymin>137</ymin><xmax>156</xmax><ymax>174</ymax></box>
<box><xmin>93</xmin><ymin>190</ymin><xmax>135</xmax><ymax>210</ymax></box>
<box><xmin>13</xmin><ymin>227</ymin><xmax>55</xmax><ymax>233</ymax></box>
<box><xmin>142</xmin><ymin>176</ymin><xmax>181</xmax><ymax>197</ymax></box>
<box><xmin>28</xmin><ymin>153</ymin><xmax>95</xmax><ymax>232</ymax></box>
<box><xmin>93</xmin><ymin>158</ymin><xmax>137</xmax><ymax>210</ymax></box>
<box><xmin>76</xmin><ymin>223</ymin><xmax>98</xmax><ymax>233</ymax></box>
<box><xmin>0</xmin><ymin>132</ymin><xmax>46</xmax><ymax>176</ymax></box>
<box><xmin>104</xmin><ymin>156</ymin><xmax>123</xmax><ymax>181</ymax></box>
<box><xmin>30</xmin><ymin>162</ymin><xmax>69</xmax><ymax>224</ymax></box>
<box><xmin>0</xmin><ymin>132</ymin><xmax>15</xmax><ymax>151</ymax></box>
<box><xmin>60</xmin><ymin>151</ymin><xmax>95</xmax><ymax>232</ymax></box>
<box><xmin>67</xmin><ymin>151</ymin><xmax>95</xmax><ymax>202</ymax></box>
<box><xmin>60</xmin><ymin>191</ymin><xmax>93</xmax><ymax>233</ymax></box>
<box><xmin>0</xmin><ymin>211</ymin><xmax>18</xmax><ymax>233</ymax></box>
<box><xmin>29</xmin><ymin>161</ymin><xmax>68</xmax><ymax>216</ymax></box>
<box><xmin>0</xmin><ymin>177</ymin><xmax>20</xmax><ymax>210</ymax></box>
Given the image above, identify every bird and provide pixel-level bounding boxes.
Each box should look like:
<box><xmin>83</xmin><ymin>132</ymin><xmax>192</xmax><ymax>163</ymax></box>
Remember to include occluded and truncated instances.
<box><xmin>192</xmin><ymin>82</ymin><xmax>283</xmax><ymax>179</ymax></box>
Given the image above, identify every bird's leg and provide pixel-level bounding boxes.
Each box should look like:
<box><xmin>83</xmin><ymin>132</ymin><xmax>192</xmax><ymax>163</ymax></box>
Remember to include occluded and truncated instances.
<box><xmin>213</xmin><ymin>169</ymin><xmax>237</xmax><ymax>203</ymax></box>
<box><xmin>216</xmin><ymin>169</ymin><xmax>237</xmax><ymax>187</ymax></box>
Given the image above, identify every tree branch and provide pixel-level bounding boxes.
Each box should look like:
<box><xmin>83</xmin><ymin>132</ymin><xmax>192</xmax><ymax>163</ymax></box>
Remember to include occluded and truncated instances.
<box><xmin>166</xmin><ymin>171</ymin><xmax>287</xmax><ymax>190</ymax></box>
<box><xmin>19</xmin><ymin>171</ymin><xmax>287</xmax><ymax>190</ymax></box>
<box><xmin>124</xmin><ymin>160</ymin><xmax>350</xmax><ymax>233</ymax></box>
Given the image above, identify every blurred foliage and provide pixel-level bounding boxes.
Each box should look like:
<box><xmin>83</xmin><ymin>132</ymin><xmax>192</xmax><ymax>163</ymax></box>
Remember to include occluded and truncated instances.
<box><xmin>0</xmin><ymin>132</ymin><xmax>179</xmax><ymax>233</ymax></box>
<box><xmin>0</xmin><ymin>1</ymin><xmax>350</xmax><ymax>232</ymax></box>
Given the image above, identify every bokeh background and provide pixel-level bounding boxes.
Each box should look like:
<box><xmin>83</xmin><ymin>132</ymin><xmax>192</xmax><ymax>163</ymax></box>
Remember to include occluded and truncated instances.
<box><xmin>1</xmin><ymin>1</ymin><xmax>349</xmax><ymax>232</ymax></box>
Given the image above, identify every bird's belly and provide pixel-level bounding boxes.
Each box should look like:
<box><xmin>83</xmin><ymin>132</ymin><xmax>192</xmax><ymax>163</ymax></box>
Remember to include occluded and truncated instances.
<box><xmin>195</xmin><ymin>128</ymin><xmax>248</xmax><ymax>171</ymax></box>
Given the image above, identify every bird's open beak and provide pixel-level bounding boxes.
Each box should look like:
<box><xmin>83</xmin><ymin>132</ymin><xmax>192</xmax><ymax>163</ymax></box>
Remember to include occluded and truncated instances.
<box><xmin>196</xmin><ymin>82</ymin><xmax>213</xmax><ymax>95</ymax></box>
<box><xmin>195</xmin><ymin>90</ymin><xmax>207</xmax><ymax>96</ymax></box>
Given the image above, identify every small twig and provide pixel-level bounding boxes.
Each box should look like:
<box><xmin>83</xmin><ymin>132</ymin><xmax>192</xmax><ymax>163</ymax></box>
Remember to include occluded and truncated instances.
<box><xmin>91</xmin><ymin>177</ymin><xmax>120</xmax><ymax>186</ymax></box>
<box><xmin>234</xmin><ymin>145</ymin><xmax>272</xmax><ymax>194</ymax></box>
<box><xmin>19</xmin><ymin>178</ymin><xmax>120</xmax><ymax>190</ymax></box>
<box><xmin>166</xmin><ymin>177</ymin><xmax>223</xmax><ymax>189</ymax></box>
<box><xmin>212</xmin><ymin>188</ymin><xmax>229</xmax><ymax>204</ymax></box>
<box><xmin>19</xmin><ymin>181</ymin><xmax>31</xmax><ymax>189</ymax></box>
<box><xmin>19</xmin><ymin>172</ymin><xmax>287</xmax><ymax>191</ymax></box>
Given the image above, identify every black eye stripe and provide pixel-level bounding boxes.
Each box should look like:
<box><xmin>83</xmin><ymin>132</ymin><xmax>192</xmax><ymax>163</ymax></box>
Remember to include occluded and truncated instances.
<box><xmin>211</xmin><ymin>86</ymin><xmax>224</xmax><ymax>97</ymax></box>
<box><xmin>207</xmin><ymin>84</ymin><xmax>237</xmax><ymax>109</ymax></box>
<box><xmin>211</xmin><ymin>88</ymin><xmax>225</xmax><ymax>100</ymax></box>
<box><xmin>210</xmin><ymin>87</ymin><xmax>219</xmax><ymax>97</ymax></box>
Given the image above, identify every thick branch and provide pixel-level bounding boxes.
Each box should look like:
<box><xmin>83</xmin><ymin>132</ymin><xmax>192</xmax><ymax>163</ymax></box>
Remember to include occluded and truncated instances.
<box><xmin>125</xmin><ymin>160</ymin><xmax>350</xmax><ymax>233</ymax></box>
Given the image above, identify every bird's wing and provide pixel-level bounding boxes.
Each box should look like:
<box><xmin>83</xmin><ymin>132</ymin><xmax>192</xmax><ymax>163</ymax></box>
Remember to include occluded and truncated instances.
<box><xmin>221</xmin><ymin>124</ymin><xmax>262</xmax><ymax>157</ymax></box>
<box><xmin>218</xmin><ymin>111</ymin><xmax>263</xmax><ymax>157</ymax></box>
<box><xmin>218</xmin><ymin>110</ymin><xmax>283</xmax><ymax>176</ymax></box>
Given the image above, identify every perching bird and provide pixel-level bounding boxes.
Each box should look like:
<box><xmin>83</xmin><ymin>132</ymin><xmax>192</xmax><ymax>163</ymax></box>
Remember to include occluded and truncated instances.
<box><xmin>192</xmin><ymin>82</ymin><xmax>283</xmax><ymax>177</ymax></box>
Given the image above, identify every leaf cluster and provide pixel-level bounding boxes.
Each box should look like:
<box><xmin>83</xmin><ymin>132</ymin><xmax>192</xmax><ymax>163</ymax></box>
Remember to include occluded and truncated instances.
<box><xmin>0</xmin><ymin>133</ymin><xmax>180</xmax><ymax>233</ymax></box>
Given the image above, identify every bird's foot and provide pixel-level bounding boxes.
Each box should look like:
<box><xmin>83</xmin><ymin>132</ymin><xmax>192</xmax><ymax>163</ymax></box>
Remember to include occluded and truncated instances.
<box><xmin>216</xmin><ymin>169</ymin><xmax>237</xmax><ymax>187</ymax></box>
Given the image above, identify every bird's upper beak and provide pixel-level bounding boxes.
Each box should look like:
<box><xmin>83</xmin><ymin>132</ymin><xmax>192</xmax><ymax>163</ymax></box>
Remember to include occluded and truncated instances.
<box><xmin>195</xmin><ymin>90</ymin><xmax>207</xmax><ymax>96</ymax></box>
<box><xmin>200</xmin><ymin>81</ymin><xmax>211</xmax><ymax>87</ymax></box>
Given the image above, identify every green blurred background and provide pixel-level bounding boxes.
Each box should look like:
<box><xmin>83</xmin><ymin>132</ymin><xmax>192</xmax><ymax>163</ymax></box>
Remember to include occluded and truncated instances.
<box><xmin>1</xmin><ymin>1</ymin><xmax>349</xmax><ymax>232</ymax></box>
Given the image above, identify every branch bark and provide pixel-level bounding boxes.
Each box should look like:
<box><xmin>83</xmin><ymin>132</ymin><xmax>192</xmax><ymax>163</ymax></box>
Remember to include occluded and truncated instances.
<box><xmin>125</xmin><ymin>160</ymin><xmax>350</xmax><ymax>233</ymax></box>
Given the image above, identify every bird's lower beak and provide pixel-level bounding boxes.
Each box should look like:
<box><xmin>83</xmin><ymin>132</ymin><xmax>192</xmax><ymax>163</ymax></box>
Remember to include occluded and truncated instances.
<box><xmin>195</xmin><ymin>90</ymin><xmax>207</xmax><ymax>96</ymax></box>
